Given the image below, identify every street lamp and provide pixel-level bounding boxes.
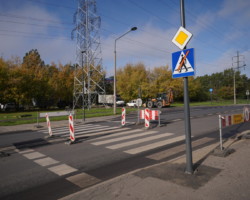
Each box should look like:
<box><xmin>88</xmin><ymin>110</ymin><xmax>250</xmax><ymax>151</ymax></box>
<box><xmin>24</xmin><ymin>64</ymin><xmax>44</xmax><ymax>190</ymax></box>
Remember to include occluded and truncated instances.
<box><xmin>113</xmin><ymin>27</ymin><xmax>137</xmax><ymax>114</ymax></box>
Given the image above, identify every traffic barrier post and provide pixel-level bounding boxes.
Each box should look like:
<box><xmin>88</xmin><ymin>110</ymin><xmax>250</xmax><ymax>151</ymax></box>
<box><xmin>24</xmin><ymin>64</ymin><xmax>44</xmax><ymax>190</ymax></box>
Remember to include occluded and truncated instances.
<box><xmin>68</xmin><ymin>114</ymin><xmax>75</xmax><ymax>143</ymax></box>
<box><xmin>45</xmin><ymin>113</ymin><xmax>53</xmax><ymax>137</ymax></box>
<box><xmin>121</xmin><ymin>107</ymin><xmax>126</xmax><ymax>126</ymax></box>
<box><xmin>145</xmin><ymin>108</ymin><xmax>150</xmax><ymax>128</ymax></box>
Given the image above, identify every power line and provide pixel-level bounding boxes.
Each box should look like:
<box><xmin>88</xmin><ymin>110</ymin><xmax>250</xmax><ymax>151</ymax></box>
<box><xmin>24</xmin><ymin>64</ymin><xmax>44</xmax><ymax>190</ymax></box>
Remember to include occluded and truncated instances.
<box><xmin>0</xmin><ymin>13</ymin><xmax>73</xmax><ymax>25</ymax></box>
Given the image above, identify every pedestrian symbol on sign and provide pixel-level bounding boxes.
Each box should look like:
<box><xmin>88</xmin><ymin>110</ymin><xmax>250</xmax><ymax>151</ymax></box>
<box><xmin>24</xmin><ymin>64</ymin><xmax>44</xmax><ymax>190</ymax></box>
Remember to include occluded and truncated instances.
<box><xmin>172</xmin><ymin>48</ymin><xmax>195</xmax><ymax>78</ymax></box>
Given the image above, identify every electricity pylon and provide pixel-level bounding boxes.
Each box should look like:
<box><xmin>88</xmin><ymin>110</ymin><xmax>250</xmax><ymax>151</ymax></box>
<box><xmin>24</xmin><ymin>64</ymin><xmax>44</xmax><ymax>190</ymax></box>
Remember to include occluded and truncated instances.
<box><xmin>72</xmin><ymin>0</ymin><xmax>105</xmax><ymax>112</ymax></box>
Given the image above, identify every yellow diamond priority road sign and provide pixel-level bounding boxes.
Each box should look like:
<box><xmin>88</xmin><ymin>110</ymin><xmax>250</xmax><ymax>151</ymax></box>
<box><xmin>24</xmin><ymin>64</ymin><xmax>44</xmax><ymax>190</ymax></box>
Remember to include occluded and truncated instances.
<box><xmin>172</xmin><ymin>26</ymin><xmax>192</xmax><ymax>50</ymax></box>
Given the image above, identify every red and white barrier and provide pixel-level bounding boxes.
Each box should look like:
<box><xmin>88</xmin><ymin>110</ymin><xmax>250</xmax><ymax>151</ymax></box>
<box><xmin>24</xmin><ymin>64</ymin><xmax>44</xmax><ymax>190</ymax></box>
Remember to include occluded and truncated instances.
<box><xmin>145</xmin><ymin>108</ymin><xmax>150</xmax><ymax>128</ymax></box>
<box><xmin>218</xmin><ymin>106</ymin><xmax>250</xmax><ymax>150</ymax></box>
<box><xmin>121</xmin><ymin>107</ymin><xmax>126</xmax><ymax>126</ymax></box>
<box><xmin>221</xmin><ymin>115</ymin><xmax>232</xmax><ymax>128</ymax></box>
<box><xmin>45</xmin><ymin>113</ymin><xmax>53</xmax><ymax>137</ymax></box>
<box><xmin>139</xmin><ymin>109</ymin><xmax>161</xmax><ymax>128</ymax></box>
<box><xmin>140</xmin><ymin>110</ymin><xmax>145</xmax><ymax>119</ymax></box>
<box><xmin>69</xmin><ymin>114</ymin><xmax>75</xmax><ymax>142</ymax></box>
<box><xmin>150</xmin><ymin>110</ymin><xmax>159</xmax><ymax>120</ymax></box>
<box><xmin>140</xmin><ymin>110</ymin><xmax>159</xmax><ymax>120</ymax></box>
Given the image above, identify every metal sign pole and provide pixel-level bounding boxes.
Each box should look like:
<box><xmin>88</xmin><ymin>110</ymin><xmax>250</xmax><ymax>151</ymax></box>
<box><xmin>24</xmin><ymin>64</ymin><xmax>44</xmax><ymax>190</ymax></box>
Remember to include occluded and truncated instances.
<box><xmin>180</xmin><ymin>0</ymin><xmax>193</xmax><ymax>174</ymax></box>
<box><xmin>219</xmin><ymin>115</ymin><xmax>224</xmax><ymax>151</ymax></box>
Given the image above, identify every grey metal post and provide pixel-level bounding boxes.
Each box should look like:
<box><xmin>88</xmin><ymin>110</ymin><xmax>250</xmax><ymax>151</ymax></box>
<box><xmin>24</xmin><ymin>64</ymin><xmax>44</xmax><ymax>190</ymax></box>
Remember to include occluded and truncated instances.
<box><xmin>81</xmin><ymin>51</ymin><xmax>86</xmax><ymax>122</ymax></box>
<box><xmin>158</xmin><ymin>111</ymin><xmax>161</xmax><ymax>127</ymax></box>
<box><xmin>36</xmin><ymin>111</ymin><xmax>39</xmax><ymax>127</ymax></box>
<box><xmin>180</xmin><ymin>0</ymin><xmax>193</xmax><ymax>174</ymax></box>
<box><xmin>137</xmin><ymin>106</ymin><xmax>140</xmax><ymax>124</ymax></box>
<box><xmin>219</xmin><ymin>115</ymin><xmax>224</xmax><ymax>151</ymax></box>
<box><xmin>114</xmin><ymin>40</ymin><xmax>117</xmax><ymax>114</ymax></box>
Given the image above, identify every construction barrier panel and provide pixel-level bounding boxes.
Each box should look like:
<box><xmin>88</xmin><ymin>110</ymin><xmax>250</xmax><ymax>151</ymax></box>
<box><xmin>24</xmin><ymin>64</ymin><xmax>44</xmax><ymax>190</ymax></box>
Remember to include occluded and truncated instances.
<box><xmin>139</xmin><ymin>109</ymin><xmax>161</xmax><ymax>127</ymax></box>
<box><xmin>45</xmin><ymin>113</ymin><xmax>53</xmax><ymax>137</ymax></box>
<box><xmin>219</xmin><ymin>106</ymin><xmax>250</xmax><ymax>150</ymax></box>
<box><xmin>69</xmin><ymin>114</ymin><xmax>75</xmax><ymax>142</ymax></box>
<box><xmin>121</xmin><ymin>107</ymin><xmax>126</xmax><ymax>126</ymax></box>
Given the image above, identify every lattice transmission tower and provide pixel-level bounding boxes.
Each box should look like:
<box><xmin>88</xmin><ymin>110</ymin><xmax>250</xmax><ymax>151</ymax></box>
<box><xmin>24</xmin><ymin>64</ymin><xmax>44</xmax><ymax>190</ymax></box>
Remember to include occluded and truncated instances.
<box><xmin>72</xmin><ymin>0</ymin><xmax>105</xmax><ymax>110</ymax></box>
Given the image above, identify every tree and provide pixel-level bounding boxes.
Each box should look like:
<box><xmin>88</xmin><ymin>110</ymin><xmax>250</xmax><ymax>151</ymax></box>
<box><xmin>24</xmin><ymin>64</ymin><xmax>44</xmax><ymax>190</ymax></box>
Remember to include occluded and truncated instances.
<box><xmin>22</xmin><ymin>49</ymin><xmax>45</xmax><ymax>69</ymax></box>
<box><xmin>117</xmin><ymin>63</ymin><xmax>149</xmax><ymax>102</ymax></box>
<box><xmin>0</xmin><ymin>58</ymin><xmax>10</xmax><ymax>103</ymax></box>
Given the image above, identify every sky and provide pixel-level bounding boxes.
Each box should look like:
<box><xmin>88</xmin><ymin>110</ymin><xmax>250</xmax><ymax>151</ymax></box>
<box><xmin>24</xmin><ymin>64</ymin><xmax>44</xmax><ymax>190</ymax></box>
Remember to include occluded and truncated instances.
<box><xmin>0</xmin><ymin>0</ymin><xmax>250</xmax><ymax>78</ymax></box>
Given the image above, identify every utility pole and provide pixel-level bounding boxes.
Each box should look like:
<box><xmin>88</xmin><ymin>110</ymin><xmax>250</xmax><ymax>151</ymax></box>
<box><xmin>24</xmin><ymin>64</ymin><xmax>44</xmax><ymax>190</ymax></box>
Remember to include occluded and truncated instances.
<box><xmin>232</xmin><ymin>51</ymin><xmax>246</xmax><ymax>104</ymax></box>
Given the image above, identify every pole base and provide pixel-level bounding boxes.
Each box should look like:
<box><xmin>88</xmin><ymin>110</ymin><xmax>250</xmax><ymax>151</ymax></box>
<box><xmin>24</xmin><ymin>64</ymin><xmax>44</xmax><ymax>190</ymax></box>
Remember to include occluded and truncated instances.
<box><xmin>213</xmin><ymin>147</ymin><xmax>235</xmax><ymax>157</ymax></box>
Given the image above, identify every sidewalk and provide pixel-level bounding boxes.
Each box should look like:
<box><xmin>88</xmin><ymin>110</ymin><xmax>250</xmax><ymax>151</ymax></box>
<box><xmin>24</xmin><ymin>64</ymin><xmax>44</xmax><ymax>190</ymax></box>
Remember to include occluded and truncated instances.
<box><xmin>61</xmin><ymin>137</ymin><xmax>250</xmax><ymax>200</ymax></box>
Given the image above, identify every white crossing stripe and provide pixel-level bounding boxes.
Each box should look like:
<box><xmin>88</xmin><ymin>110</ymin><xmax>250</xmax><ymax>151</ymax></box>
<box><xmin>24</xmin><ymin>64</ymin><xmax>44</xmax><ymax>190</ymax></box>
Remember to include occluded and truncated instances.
<box><xmin>18</xmin><ymin>149</ymin><xmax>35</xmax><ymax>154</ymax></box>
<box><xmin>39</xmin><ymin>123</ymin><xmax>105</xmax><ymax>133</ymax></box>
<box><xmin>82</xmin><ymin>127</ymin><xmax>131</xmax><ymax>138</ymax></box>
<box><xmin>34</xmin><ymin>157</ymin><xmax>59</xmax><ymax>167</ymax></box>
<box><xmin>147</xmin><ymin>137</ymin><xmax>215</xmax><ymax>161</ymax></box>
<box><xmin>40</xmin><ymin>124</ymin><xmax>122</xmax><ymax>137</ymax></box>
<box><xmin>107</xmin><ymin>133</ymin><xmax>174</xmax><ymax>150</ymax></box>
<box><xmin>92</xmin><ymin>130</ymin><xmax>157</xmax><ymax>146</ymax></box>
<box><xmin>44</xmin><ymin>125</ymin><xmax>114</xmax><ymax>135</ymax></box>
<box><xmin>124</xmin><ymin>135</ymin><xmax>185</xmax><ymax>155</ymax></box>
<box><xmin>23</xmin><ymin>152</ymin><xmax>46</xmax><ymax>160</ymax></box>
<box><xmin>170</xmin><ymin>142</ymin><xmax>218</xmax><ymax>164</ymax></box>
<box><xmin>90</xmin><ymin>129</ymin><xmax>142</xmax><ymax>141</ymax></box>
<box><xmin>48</xmin><ymin>164</ymin><xmax>77</xmax><ymax>176</ymax></box>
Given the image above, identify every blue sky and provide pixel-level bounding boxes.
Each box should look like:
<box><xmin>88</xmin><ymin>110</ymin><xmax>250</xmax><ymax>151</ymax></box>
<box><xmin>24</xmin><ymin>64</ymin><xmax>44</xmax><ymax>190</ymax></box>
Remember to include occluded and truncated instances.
<box><xmin>0</xmin><ymin>0</ymin><xmax>249</xmax><ymax>78</ymax></box>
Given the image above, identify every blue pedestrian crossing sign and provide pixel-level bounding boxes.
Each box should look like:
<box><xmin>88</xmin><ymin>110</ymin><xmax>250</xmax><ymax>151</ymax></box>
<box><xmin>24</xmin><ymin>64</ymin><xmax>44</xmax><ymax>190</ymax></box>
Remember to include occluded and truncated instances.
<box><xmin>172</xmin><ymin>48</ymin><xmax>195</xmax><ymax>78</ymax></box>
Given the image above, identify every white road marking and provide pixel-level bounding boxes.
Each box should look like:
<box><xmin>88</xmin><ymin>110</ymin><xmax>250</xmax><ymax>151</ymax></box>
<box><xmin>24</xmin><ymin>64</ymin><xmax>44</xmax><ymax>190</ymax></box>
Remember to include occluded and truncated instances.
<box><xmin>171</xmin><ymin>142</ymin><xmax>218</xmax><ymax>164</ymax></box>
<box><xmin>172</xmin><ymin>119</ymin><xmax>182</xmax><ymax>122</ymax></box>
<box><xmin>92</xmin><ymin>130</ymin><xmax>157</xmax><ymax>145</ymax></box>
<box><xmin>90</xmin><ymin>129</ymin><xmax>141</xmax><ymax>141</ymax></box>
<box><xmin>107</xmin><ymin>133</ymin><xmax>174</xmax><ymax>150</ymax></box>
<box><xmin>47</xmin><ymin>126</ymin><xmax>116</xmax><ymax>135</ymax></box>
<box><xmin>23</xmin><ymin>152</ymin><xmax>46</xmax><ymax>160</ymax></box>
<box><xmin>18</xmin><ymin>149</ymin><xmax>34</xmax><ymax>154</ymax></box>
<box><xmin>147</xmin><ymin>137</ymin><xmax>215</xmax><ymax>160</ymax></box>
<box><xmin>48</xmin><ymin>164</ymin><xmax>77</xmax><ymax>176</ymax></box>
<box><xmin>124</xmin><ymin>135</ymin><xmax>185</xmax><ymax>155</ymax></box>
<box><xmin>34</xmin><ymin>157</ymin><xmax>59</xmax><ymax>167</ymax></box>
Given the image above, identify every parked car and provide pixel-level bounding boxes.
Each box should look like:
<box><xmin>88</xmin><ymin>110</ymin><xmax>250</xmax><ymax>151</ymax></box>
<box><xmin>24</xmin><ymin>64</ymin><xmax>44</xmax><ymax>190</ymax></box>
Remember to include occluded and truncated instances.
<box><xmin>116</xmin><ymin>100</ymin><xmax>125</xmax><ymax>106</ymax></box>
<box><xmin>126</xmin><ymin>100</ymin><xmax>137</xmax><ymax>107</ymax></box>
<box><xmin>3</xmin><ymin>103</ymin><xmax>16</xmax><ymax>111</ymax></box>
<box><xmin>116</xmin><ymin>96</ymin><xmax>125</xmax><ymax>106</ymax></box>
<box><xmin>2</xmin><ymin>103</ymin><xmax>24</xmax><ymax>111</ymax></box>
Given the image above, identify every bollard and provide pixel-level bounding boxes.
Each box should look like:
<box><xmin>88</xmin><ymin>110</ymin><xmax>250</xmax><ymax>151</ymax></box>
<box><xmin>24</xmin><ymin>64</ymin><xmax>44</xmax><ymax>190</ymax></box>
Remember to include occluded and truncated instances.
<box><xmin>121</xmin><ymin>107</ymin><xmax>126</xmax><ymax>126</ymax></box>
<box><xmin>145</xmin><ymin>108</ymin><xmax>150</xmax><ymax>128</ymax></box>
<box><xmin>45</xmin><ymin>113</ymin><xmax>53</xmax><ymax>137</ymax></box>
<box><xmin>69</xmin><ymin>114</ymin><xmax>75</xmax><ymax>143</ymax></box>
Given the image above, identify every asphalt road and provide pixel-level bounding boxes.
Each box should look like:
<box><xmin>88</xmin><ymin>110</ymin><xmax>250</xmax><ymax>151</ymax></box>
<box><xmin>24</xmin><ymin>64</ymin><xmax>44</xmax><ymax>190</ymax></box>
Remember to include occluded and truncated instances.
<box><xmin>0</xmin><ymin>105</ymin><xmax>249</xmax><ymax>200</ymax></box>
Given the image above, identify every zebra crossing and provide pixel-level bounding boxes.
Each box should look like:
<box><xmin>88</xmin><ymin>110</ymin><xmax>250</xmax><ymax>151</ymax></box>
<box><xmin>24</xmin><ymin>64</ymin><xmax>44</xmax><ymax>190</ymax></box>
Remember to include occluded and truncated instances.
<box><xmin>39</xmin><ymin>123</ymin><xmax>218</xmax><ymax>160</ymax></box>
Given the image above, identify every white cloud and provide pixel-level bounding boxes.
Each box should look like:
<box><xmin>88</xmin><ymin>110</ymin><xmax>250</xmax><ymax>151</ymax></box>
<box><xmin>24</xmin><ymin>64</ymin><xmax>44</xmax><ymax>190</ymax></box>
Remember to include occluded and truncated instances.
<box><xmin>0</xmin><ymin>2</ymin><xmax>75</xmax><ymax>65</ymax></box>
